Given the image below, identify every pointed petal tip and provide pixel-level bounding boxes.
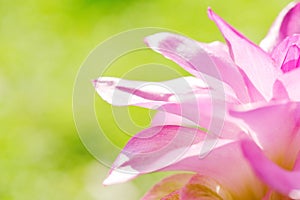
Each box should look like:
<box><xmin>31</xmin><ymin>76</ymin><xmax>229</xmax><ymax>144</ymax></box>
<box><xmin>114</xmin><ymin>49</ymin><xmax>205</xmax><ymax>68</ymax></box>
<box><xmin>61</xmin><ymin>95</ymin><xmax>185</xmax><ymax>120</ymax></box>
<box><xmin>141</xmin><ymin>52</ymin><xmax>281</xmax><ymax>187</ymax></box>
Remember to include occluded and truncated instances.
<box><xmin>92</xmin><ymin>79</ymin><xmax>98</xmax><ymax>88</ymax></box>
<box><xmin>144</xmin><ymin>32</ymin><xmax>174</xmax><ymax>49</ymax></box>
<box><xmin>207</xmin><ymin>7</ymin><xmax>214</xmax><ymax>20</ymax></box>
<box><xmin>102</xmin><ymin>170</ymin><xmax>138</xmax><ymax>186</ymax></box>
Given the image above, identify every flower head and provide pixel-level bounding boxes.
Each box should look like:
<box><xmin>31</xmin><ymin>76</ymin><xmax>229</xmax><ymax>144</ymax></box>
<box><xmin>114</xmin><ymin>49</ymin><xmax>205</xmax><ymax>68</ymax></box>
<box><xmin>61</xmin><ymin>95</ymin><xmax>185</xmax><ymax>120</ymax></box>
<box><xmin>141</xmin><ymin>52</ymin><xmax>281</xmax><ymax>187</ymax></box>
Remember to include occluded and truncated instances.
<box><xmin>94</xmin><ymin>2</ymin><xmax>300</xmax><ymax>199</ymax></box>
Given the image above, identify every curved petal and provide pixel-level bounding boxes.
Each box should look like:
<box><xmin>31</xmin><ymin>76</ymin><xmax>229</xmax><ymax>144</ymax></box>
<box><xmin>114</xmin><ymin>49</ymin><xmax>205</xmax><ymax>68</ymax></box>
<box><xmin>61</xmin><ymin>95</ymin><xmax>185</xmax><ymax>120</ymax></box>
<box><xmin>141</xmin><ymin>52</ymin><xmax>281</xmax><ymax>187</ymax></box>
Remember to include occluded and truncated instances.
<box><xmin>103</xmin><ymin>125</ymin><xmax>264</xmax><ymax>199</ymax></box>
<box><xmin>272</xmin><ymin>80</ymin><xmax>289</xmax><ymax>100</ymax></box>
<box><xmin>142</xmin><ymin>173</ymin><xmax>193</xmax><ymax>200</ymax></box>
<box><xmin>144</xmin><ymin>32</ymin><xmax>250</xmax><ymax>103</ymax></box>
<box><xmin>230</xmin><ymin>101</ymin><xmax>300</xmax><ymax>164</ymax></box>
<box><xmin>103</xmin><ymin>125</ymin><xmax>204</xmax><ymax>185</ymax></box>
<box><xmin>241</xmin><ymin>140</ymin><xmax>300</xmax><ymax>199</ymax></box>
<box><xmin>151</xmin><ymin>111</ymin><xmax>198</xmax><ymax>127</ymax></box>
<box><xmin>208</xmin><ymin>8</ymin><xmax>279</xmax><ymax>101</ymax></box>
<box><xmin>279</xmin><ymin>67</ymin><xmax>300</xmax><ymax>101</ymax></box>
<box><xmin>271</xmin><ymin>34</ymin><xmax>300</xmax><ymax>71</ymax></box>
<box><xmin>93</xmin><ymin>76</ymin><xmax>210</xmax><ymax>108</ymax></box>
<box><xmin>260</xmin><ymin>1</ymin><xmax>300</xmax><ymax>52</ymax></box>
<box><xmin>180</xmin><ymin>174</ymin><xmax>233</xmax><ymax>200</ymax></box>
<box><xmin>156</xmin><ymin>98</ymin><xmax>245</xmax><ymax>140</ymax></box>
<box><xmin>95</xmin><ymin>75</ymin><xmax>244</xmax><ymax>141</ymax></box>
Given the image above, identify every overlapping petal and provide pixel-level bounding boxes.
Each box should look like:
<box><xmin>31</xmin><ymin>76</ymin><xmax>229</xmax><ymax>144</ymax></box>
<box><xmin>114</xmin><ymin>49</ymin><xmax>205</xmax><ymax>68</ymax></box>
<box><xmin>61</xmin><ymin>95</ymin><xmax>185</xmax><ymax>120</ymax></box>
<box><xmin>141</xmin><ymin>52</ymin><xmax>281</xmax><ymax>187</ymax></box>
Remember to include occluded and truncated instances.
<box><xmin>94</xmin><ymin>75</ymin><xmax>242</xmax><ymax>137</ymax></box>
<box><xmin>208</xmin><ymin>8</ymin><xmax>279</xmax><ymax>101</ymax></box>
<box><xmin>241</xmin><ymin>140</ymin><xmax>300</xmax><ymax>199</ymax></box>
<box><xmin>145</xmin><ymin>32</ymin><xmax>251</xmax><ymax>103</ymax></box>
<box><xmin>95</xmin><ymin>2</ymin><xmax>300</xmax><ymax>199</ymax></box>
<box><xmin>260</xmin><ymin>1</ymin><xmax>300</xmax><ymax>52</ymax></box>
<box><xmin>103</xmin><ymin>125</ymin><xmax>264</xmax><ymax>199</ymax></box>
<box><xmin>271</xmin><ymin>34</ymin><xmax>300</xmax><ymax>71</ymax></box>
<box><xmin>94</xmin><ymin>76</ymin><xmax>210</xmax><ymax>108</ymax></box>
<box><xmin>279</xmin><ymin>67</ymin><xmax>300</xmax><ymax>101</ymax></box>
<box><xmin>230</xmin><ymin>101</ymin><xmax>300</xmax><ymax>164</ymax></box>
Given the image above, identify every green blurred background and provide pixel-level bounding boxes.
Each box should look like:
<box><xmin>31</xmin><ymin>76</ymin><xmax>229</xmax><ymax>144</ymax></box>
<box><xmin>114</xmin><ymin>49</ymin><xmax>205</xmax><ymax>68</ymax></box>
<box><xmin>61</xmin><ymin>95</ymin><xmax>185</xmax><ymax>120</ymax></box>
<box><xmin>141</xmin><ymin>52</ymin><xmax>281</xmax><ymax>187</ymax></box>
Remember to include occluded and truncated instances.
<box><xmin>0</xmin><ymin>0</ymin><xmax>291</xmax><ymax>199</ymax></box>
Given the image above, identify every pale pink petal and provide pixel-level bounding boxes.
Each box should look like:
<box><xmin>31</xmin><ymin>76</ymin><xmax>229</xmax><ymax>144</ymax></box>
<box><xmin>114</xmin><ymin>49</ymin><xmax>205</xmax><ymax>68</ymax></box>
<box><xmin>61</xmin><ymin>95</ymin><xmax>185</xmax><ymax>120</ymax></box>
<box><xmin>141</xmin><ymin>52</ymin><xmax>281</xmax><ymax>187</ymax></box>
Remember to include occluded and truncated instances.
<box><xmin>272</xmin><ymin>80</ymin><xmax>289</xmax><ymax>100</ymax></box>
<box><xmin>271</xmin><ymin>34</ymin><xmax>300</xmax><ymax>71</ymax></box>
<box><xmin>103</xmin><ymin>126</ymin><xmax>203</xmax><ymax>185</ymax></box>
<box><xmin>279</xmin><ymin>67</ymin><xmax>300</xmax><ymax>101</ymax></box>
<box><xmin>142</xmin><ymin>173</ymin><xmax>193</xmax><ymax>200</ymax></box>
<box><xmin>241</xmin><ymin>140</ymin><xmax>300</xmax><ymax>199</ymax></box>
<box><xmin>95</xmin><ymin>76</ymin><xmax>243</xmax><ymax>140</ymax></box>
<box><xmin>93</xmin><ymin>76</ymin><xmax>209</xmax><ymax>108</ymax></box>
<box><xmin>180</xmin><ymin>174</ymin><xmax>233</xmax><ymax>200</ymax></box>
<box><xmin>151</xmin><ymin>111</ymin><xmax>198</xmax><ymax>128</ymax></box>
<box><xmin>155</xmin><ymin>99</ymin><xmax>245</xmax><ymax>141</ymax></box>
<box><xmin>103</xmin><ymin>125</ymin><xmax>264</xmax><ymax>199</ymax></box>
<box><xmin>208</xmin><ymin>8</ymin><xmax>279</xmax><ymax>101</ymax></box>
<box><xmin>260</xmin><ymin>1</ymin><xmax>300</xmax><ymax>52</ymax></box>
<box><xmin>145</xmin><ymin>32</ymin><xmax>251</xmax><ymax>103</ymax></box>
<box><xmin>230</xmin><ymin>102</ymin><xmax>300</xmax><ymax>163</ymax></box>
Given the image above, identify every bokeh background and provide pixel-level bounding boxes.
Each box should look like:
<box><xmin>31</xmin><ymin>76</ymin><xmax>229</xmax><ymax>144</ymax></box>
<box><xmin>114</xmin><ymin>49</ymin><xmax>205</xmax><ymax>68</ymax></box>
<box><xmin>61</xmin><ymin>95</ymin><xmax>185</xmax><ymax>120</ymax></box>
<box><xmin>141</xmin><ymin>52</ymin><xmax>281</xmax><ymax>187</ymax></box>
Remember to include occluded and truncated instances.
<box><xmin>0</xmin><ymin>0</ymin><xmax>292</xmax><ymax>199</ymax></box>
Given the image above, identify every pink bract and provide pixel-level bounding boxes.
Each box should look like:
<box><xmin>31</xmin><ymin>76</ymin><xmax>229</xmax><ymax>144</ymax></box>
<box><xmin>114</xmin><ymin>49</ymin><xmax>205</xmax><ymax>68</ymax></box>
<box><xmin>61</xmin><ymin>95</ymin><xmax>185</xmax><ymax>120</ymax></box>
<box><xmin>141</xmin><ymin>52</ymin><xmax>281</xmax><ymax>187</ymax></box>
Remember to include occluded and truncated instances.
<box><xmin>94</xmin><ymin>2</ymin><xmax>300</xmax><ymax>199</ymax></box>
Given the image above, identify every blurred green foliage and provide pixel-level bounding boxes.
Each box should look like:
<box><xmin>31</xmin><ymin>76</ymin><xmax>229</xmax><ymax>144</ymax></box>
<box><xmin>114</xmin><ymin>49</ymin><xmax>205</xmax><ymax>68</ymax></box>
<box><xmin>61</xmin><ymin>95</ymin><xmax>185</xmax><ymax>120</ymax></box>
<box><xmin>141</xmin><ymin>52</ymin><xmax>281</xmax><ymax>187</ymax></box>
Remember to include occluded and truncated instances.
<box><xmin>0</xmin><ymin>0</ymin><xmax>291</xmax><ymax>199</ymax></box>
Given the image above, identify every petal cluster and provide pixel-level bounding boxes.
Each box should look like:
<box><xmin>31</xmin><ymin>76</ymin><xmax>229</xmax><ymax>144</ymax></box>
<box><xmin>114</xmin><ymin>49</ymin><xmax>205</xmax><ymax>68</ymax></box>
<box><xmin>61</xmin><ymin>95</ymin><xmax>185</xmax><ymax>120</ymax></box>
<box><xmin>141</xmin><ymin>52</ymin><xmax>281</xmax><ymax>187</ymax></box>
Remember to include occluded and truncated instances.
<box><xmin>94</xmin><ymin>2</ymin><xmax>300</xmax><ymax>199</ymax></box>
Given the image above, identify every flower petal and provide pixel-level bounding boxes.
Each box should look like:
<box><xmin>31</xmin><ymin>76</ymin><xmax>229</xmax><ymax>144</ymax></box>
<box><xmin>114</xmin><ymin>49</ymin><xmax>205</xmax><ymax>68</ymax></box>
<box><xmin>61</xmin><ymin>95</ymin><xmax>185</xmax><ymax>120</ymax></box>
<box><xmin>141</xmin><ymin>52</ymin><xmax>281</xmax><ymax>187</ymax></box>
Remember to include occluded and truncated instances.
<box><xmin>180</xmin><ymin>174</ymin><xmax>233</xmax><ymax>200</ymax></box>
<box><xmin>272</xmin><ymin>80</ymin><xmax>289</xmax><ymax>100</ymax></box>
<box><xmin>260</xmin><ymin>1</ymin><xmax>300</xmax><ymax>52</ymax></box>
<box><xmin>142</xmin><ymin>173</ymin><xmax>193</xmax><ymax>200</ymax></box>
<box><xmin>104</xmin><ymin>125</ymin><xmax>264</xmax><ymax>199</ymax></box>
<box><xmin>144</xmin><ymin>32</ymin><xmax>250</xmax><ymax>103</ymax></box>
<box><xmin>95</xmin><ymin>75</ymin><xmax>243</xmax><ymax>141</ymax></box>
<box><xmin>156</xmin><ymin>98</ymin><xmax>244</xmax><ymax>141</ymax></box>
<box><xmin>208</xmin><ymin>8</ymin><xmax>279</xmax><ymax>101</ymax></box>
<box><xmin>230</xmin><ymin>102</ymin><xmax>300</xmax><ymax>164</ymax></box>
<box><xmin>151</xmin><ymin>111</ymin><xmax>198</xmax><ymax>128</ymax></box>
<box><xmin>241</xmin><ymin>140</ymin><xmax>300</xmax><ymax>199</ymax></box>
<box><xmin>271</xmin><ymin>34</ymin><xmax>300</xmax><ymax>71</ymax></box>
<box><xmin>279</xmin><ymin>67</ymin><xmax>300</xmax><ymax>101</ymax></box>
<box><xmin>93</xmin><ymin>76</ymin><xmax>209</xmax><ymax>108</ymax></box>
<box><xmin>103</xmin><ymin>125</ymin><xmax>203</xmax><ymax>185</ymax></box>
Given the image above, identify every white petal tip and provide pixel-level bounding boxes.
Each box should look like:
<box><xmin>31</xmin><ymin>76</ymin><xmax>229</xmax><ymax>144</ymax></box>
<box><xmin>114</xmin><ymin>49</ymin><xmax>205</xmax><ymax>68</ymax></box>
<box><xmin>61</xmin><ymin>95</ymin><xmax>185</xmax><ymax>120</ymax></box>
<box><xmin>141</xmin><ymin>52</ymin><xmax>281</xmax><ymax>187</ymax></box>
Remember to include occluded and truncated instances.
<box><xmin>102</xmin><ymin>169</ymin><xmax>138</xmax><ymax>186</ymax></box>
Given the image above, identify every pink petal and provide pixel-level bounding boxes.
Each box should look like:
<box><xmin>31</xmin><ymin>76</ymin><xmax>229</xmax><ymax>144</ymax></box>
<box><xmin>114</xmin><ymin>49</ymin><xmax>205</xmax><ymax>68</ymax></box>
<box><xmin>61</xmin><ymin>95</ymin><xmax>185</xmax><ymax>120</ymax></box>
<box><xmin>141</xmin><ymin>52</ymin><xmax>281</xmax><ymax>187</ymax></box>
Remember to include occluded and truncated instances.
<box><xmin>93</xmin><ymin>76</ymin><xmax>209</xmax><ymax>108</ymax></box>
<box><xmin>208</xmin><ymin>8</ymin><xmax>279</xmax><ymax>101</ymax></box>
<box><xmin>144</xmin><ymin>32</ymin><xmax>251</xmax><ymax>103</ymax></box>
<box><xmin>271</xmin><ymin>34</ymin><xmax>300</xmax><ymax>72</ymax></box>
<box><xmin>180</xmin><ymin>174</ymin><xmax>233</xmax><ymax>200</ymax></box>
<box><xmin>279</xmin><ymin>67</ymin><xmax>300</xmax><ymax>101</ymax></box>
<box><xmin>241</xmin><ymin>140</ymin><xmax>300</xmax><ymax>199</ymax></box>
<box><xmin>272</xmin><ymin>80</ymin><xmax>289</xmax><ymax>100</ymax></box>
<box><xmin>151</xmin><ymin>111</ymin><xmax>198</xmax><ymax>128</ymax></box>
<box><xmin>230</xmin><ymin>102</ymin><xmax>300</xmax><ymax>163</ymax></box>
<box><xmin>156</xmin><ymin>98</ymin><xmax>244</xmax><ymax>141</ymax></box>
<box><xmin>260</xmin><ymin>2</ymin><xmax>300</xmax><ymax>52</ymax></box>
<box><xmin>281</xmin><ymin>44</ymin><xmax>300</xmax><ymax>72</ymax></box>
<box><xmin>103</xmin><ymin>126</ymin><xmax>204</xmax><ymax>185</ymax></box>
<box><xmin>142</xmin><ymin>173</ymin><xmax>193</xmax><ymax>200</ymax></box>
<box><xmin>103</xmin><ymin>125</ymin><xmax>264</xmax><ymax>199</ymax></box>
<box><xmin>95</xmin><ymin>76</ymin><xmax>243</xmax><ymax>141</ymax></box>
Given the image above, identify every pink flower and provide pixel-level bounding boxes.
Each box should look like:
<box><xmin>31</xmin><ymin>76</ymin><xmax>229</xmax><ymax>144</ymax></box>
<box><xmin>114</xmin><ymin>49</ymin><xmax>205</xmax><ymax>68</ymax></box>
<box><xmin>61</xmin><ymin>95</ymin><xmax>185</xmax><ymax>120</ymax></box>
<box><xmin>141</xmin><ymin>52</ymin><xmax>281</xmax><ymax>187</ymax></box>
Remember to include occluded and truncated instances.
<box><xmin>94</xmin><ymin>2</ymin><xmax>300</xmax><ymax>199</ymax></box>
